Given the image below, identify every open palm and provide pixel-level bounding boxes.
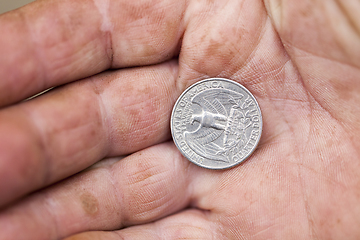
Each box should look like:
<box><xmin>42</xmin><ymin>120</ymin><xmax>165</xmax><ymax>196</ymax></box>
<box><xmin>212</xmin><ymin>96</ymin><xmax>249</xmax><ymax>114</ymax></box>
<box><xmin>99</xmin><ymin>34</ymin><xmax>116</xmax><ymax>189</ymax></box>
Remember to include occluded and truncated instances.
<box><xmin>1</xmin><ymin>0</ymin><xmax>360</xmax><ymax>239</ymax></box>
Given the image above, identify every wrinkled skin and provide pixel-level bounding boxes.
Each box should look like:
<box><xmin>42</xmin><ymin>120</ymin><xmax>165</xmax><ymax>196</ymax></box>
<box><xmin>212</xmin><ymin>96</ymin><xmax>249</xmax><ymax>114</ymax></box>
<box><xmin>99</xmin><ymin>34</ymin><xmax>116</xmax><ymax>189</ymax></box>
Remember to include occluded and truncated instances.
<box><xmin>1</xmin><ymin>0</ymin><xmax>360</xmax><ymax>239</ymax></box>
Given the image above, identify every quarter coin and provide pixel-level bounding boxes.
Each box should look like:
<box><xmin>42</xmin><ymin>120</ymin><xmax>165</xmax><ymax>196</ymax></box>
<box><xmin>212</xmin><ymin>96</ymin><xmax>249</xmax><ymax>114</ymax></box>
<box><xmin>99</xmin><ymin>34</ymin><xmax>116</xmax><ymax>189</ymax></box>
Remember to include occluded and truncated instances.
<box><xmin>171</xmin><ymin>78</ymin><xmax>262</xmax><ymax>169</ymax></box>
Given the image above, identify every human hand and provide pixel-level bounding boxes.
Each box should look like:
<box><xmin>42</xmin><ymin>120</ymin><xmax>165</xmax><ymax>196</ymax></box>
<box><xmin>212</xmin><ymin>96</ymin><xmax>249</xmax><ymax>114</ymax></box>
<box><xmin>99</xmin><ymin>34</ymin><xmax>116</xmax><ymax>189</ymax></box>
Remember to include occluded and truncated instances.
<box><xmin>1</xmin><ymin>0</ymin><xmax>360</xmax><ymax>239</ymax></box>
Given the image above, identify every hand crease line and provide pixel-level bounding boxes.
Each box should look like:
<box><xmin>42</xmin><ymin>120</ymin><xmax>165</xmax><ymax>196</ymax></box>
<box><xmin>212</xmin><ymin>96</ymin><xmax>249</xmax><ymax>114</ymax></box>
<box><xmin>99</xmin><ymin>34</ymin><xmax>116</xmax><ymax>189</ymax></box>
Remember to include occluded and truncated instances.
<box><xmin>297</xmin><ymin>163</ymin><xmax>320</xmax><ymax>240</ymax></box>
<box><xmin>251</xmin><ymin>222</ymin><xmax>281</xmax><ymax>238</ymax></box>
<box><xmin>21</xmin><ymin>105</ymin><xmax>53</xmax><ymax>186</ymax></box>
<box><xmin>107</xmin><ymin>165</ymin><xmax>124</xmax><ymax>229</ymax></box>
<box><xmin>296</xmin><ymin>162</ymin><xmax>348</xmax><ymax>190</ymax></box>
<box><xmin>42</xmin><ymin>191</ymin><xmax>60</xmax><ymax>239</ymax></box>
<box><xmin>91</xmin><ymin>78</ymin><xmax>111</xmax><ymax>157</ymax></box>
<box><xmin>295</xmin><ymin>69</ymin><xmax>360</xmax><ymax>158</ymax></box>
<box><xmin>286</xmin><ymin>41</ymin><xmax>360</xmax><ymax>72</ymax></box>
<box><xmin>18</xmin><ymin>8</ymin><xmax>48</xmax><ymax>93</ymax></box>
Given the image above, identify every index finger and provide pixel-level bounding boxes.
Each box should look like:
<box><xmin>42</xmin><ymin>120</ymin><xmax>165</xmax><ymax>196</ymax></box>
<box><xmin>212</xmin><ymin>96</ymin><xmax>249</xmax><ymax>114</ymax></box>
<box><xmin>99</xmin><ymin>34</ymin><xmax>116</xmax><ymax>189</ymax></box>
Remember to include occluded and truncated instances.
<box><xmin>0</xmin><ymin>0</ymin><xmax>186</xmax><ymax>106</ymax></box>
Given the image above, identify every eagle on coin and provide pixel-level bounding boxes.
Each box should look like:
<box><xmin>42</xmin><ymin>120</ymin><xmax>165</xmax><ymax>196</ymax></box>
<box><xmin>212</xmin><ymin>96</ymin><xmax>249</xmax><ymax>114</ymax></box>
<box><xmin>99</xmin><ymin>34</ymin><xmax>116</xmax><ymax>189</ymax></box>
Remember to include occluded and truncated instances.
<box><xmin>184</xmin><ymin>89</ymin><xmax>245</xmax><ymax>163</ymax></box>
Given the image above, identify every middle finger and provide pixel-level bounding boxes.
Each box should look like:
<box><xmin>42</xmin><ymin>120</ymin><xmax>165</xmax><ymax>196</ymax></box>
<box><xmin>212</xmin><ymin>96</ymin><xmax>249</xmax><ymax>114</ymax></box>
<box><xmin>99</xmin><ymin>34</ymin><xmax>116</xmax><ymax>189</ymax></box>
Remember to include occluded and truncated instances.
<box><xmin>0</xmin><ymin>60</ymin><xmax>180</xmax><ymax>207</ymax></box>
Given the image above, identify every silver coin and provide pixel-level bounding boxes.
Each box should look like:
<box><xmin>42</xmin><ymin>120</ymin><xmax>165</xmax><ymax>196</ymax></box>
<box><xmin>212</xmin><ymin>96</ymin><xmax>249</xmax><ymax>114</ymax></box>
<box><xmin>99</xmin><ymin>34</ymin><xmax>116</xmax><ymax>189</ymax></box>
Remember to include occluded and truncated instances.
<box><xmin>171</xmin><ymin>78</ymin><xmax>262</xmax><ymax>169</ymax></box>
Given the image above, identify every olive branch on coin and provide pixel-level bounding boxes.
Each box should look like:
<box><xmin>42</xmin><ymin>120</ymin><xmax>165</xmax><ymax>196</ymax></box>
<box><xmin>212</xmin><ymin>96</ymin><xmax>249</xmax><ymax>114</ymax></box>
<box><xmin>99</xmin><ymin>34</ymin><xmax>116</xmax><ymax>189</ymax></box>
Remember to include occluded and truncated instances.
<box><xmin>217</xmin><ymin>95</ymin><xmax>253</xmax><ymax>158</ymax></box>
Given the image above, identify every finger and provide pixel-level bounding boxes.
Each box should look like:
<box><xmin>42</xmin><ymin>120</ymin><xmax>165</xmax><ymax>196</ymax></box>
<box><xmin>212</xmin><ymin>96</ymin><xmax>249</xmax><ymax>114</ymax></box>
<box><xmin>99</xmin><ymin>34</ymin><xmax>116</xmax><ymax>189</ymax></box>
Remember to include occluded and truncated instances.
<box><xmin>0</xmin><ymin>142</ymin><xmax>197</xmax><ymax>240</ymax></box>
<box><xmin>178</xmin><ymin>0</ymin><xmax>309</xmax><ymax>132</ymax></box>
<box><xmin>179</xmin><ymin>0</ymin><xmax>268</xmax><ymax>82</ymax></box>
<box><xmin>0</xmin><ymin>0</ymin><xmax>186</xmax><ymax>106</ymax></box>
<box><xmin>0</xmin><ymin>60</ymin><xmax>180</xmax><ymax>207</ymax></box>
<box><xmin>179</xmin><ymin>0</ymin><xmax>316</xmax><ymax>148</ymax></box>
<box><xmin>264</xmin><ymin>0</ymin><xmax>360</xmax><ymax>139</ymax></box>
<box><xmin>63</xmin><ymin>209</ymin><xmax>214</xmax><ymax>240</ymax></box>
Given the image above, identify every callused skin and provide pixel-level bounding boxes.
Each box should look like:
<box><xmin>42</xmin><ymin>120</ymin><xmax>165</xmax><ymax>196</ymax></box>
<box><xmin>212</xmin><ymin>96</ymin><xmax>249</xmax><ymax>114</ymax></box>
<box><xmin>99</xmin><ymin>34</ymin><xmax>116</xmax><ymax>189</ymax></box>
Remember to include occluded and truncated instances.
<box><xmin>0</xmin><ymin>0</ymin><xmax>360</xmax><ymax>239</ymax></box>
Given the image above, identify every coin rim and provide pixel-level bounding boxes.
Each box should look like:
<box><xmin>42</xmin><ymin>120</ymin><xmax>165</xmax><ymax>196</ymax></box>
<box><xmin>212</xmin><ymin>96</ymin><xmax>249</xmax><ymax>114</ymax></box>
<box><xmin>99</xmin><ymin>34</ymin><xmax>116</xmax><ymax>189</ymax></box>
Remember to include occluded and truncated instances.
<box><xmin>171</xmin><ymin>78</ymin><xmax>263</xmax><ymax>170</ymax></box>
